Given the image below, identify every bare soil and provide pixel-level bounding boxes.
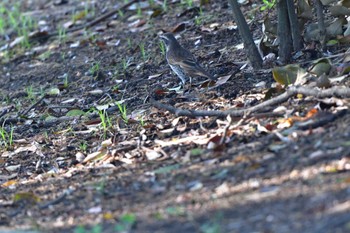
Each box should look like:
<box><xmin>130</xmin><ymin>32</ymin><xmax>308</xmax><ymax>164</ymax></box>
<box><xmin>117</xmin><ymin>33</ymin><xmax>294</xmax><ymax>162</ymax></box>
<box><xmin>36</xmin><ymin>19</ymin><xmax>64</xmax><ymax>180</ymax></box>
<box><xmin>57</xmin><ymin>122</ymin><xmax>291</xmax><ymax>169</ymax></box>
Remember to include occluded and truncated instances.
<box><xmin>1</xmin><ymin>1</ymin><xmax>350</xmax><ymax>233</ymax></box>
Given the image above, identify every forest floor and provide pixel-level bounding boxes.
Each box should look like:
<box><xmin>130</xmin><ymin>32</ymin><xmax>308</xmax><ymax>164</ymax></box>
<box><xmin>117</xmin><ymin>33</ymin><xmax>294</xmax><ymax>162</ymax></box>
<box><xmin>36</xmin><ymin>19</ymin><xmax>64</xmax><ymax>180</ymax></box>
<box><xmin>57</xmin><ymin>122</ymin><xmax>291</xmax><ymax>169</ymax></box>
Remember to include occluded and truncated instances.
<box><xmin>1</xmin><ymin>0</ymin><xmax>350</xmax><ymax>232</ymax></box>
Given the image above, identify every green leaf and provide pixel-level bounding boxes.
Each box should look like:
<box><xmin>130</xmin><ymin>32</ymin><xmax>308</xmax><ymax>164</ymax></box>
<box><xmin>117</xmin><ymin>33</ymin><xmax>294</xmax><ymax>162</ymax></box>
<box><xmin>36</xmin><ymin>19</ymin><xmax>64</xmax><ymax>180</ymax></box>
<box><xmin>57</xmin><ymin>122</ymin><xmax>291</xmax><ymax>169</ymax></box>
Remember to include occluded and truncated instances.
<box><xmin>66</xmin><ymin>109</ymin><xmax>86</xmax><ymax>117</ymax></box>
<box><xmin>191</xmin><ymin>148</ymin><xmax>203</xmax><ymax>156</ymax></box>
<box><xmin>153</xmin><ymin>164</ymin><xmax>180</xmax><ymax>174</ymax></box>
<box><xmin>73</xmin><ymin>225</ymin><xmax>86</xmax><ymax>233</ymax></box>
<box><xmin>165</xmin><ymin>206</ymin><xmax>185</xmax><ymax>216</ymax></box>
<box><xmin>91</xmin><ymin>224</ymin><xmax>103</xmax><ymax>233</ymax></box>
<box><xmin>272</xmin><ymin>64</ymin><xmax>305</xmax><ymax>85</ymax></box>
<box><xmin>47</xmin><ymin>88</ymin><xmax>60</xmax><ymax>96</ymax></box>
<box><xmin>120</xmin><ymin>213</ymin><xmax>136</xmax><ymax>225</ymax></box>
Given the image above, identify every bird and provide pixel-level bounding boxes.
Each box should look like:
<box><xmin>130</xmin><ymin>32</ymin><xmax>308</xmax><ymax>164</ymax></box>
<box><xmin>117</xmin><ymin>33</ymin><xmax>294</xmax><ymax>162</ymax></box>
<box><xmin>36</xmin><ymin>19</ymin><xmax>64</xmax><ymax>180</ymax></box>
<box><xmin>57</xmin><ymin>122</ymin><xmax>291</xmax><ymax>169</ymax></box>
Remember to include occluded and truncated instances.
<box><xmin>159</xmin><ymin>32</ymin><xmax>216</xmax><ymax>85</ymax></box>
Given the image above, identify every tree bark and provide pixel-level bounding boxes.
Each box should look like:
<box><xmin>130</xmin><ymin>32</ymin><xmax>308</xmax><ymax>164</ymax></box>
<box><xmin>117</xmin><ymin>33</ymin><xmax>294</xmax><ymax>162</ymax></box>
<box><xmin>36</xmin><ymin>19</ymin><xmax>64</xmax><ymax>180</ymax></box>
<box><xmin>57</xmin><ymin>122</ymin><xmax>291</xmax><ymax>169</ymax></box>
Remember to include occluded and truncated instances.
<box><xmin>277</xmin><ymin>0</ymin><xmax>292</xmax><ymax>63</ymax></box>
<box><xmin>228</xmin><ymin>0</ymin><xmax>262</xmax><ymax>69</ymax></box>
<box><xmin>286</xmin><ymin>0</ymin><xmax>302</xmax><ymax>51</ymax></box>
<box><xmin>315</xmin><ymin>0</ymin><xmax>326</xmax><ymax>51</ymax></box>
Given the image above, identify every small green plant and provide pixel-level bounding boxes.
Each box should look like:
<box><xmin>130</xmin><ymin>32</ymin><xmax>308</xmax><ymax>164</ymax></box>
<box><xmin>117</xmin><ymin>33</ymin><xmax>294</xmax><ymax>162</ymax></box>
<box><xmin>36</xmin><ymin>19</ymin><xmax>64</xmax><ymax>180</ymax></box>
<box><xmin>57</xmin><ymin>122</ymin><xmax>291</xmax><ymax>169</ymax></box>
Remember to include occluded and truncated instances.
<box><xmin>7</xmin><ymin>3</ymin><xmax>21</xmax><ymax>30</ymax></box>
<box><xmin>94</xmin><ymin>179</ymin><xmax>106</xmax><ymax>193</ymax></box>
<box><xmin>79</xmin><ymin>141</ymin><xmax>87</xmax><ymax>152</ymax></box>
<box><xmin>19</xmin><ymin>28</ymin><xmax>30</xmax><ymax>48</ymax></box>
<box><xmin>84</xmin><ymin>2</ymin><xmax>89</xmax><ymax>17</ymax></box>
<box><xmin>195</xmin><ymin>7</ymin><xmax>203</xmax><ymax>25</ymax></box>
<box><xmin>1</xmin><ymin>50</ymin><xmax>14</xmax><ymax>63</ymax></box>
<box><xmin>159</xmin><ymin>40</ymin><xmax>166</xmax><ymax>55</ymax></box>
<box><xmin>72</xmin><ymin>9</ymin><xmax>86</xmax><ymax>23</ymax></box>
<box><xmin>118</xmin><ymin>9</ymin><xmax>124</xmax><ymax>17</ymax></box>
<box><xmin>63</xmin><ymin>73</ymin><xmax>69</xmax><ymax>88</ymax></box>
<box><xmin>139</xmin><ymin>42</ymin><xmax>148</xmax><ymax>61</ymax></box>
<box><xmin>261</xmin><ymin>0</ymin><xmax>276</xmax><ymax>11</ymax></box>
<box><xmin>38</xmin><ymin>50</ymin><xmax>52</xmax><ymax>61</ymax></box>
<box><xmin>136</xmin><ymin>4</ymin><xmax>142</xmax><ymax>16</ymax></box>
<box><xmin>200</xmin><ymin>212</ymin><xmax>223</xmax><ymax>233</ymax></box>
<box><xmin>15</xmin><ymin>13</ymin><xmax>33</xmax><ymax>47</ymax></box>
<box><xmin>25</xmin><ymin>85</ymin><xmax>35</xmax><ymax>102</ymax></box>
<box><xmin>89</xmin><ymin>62</ymin><xmax>101</xmax><ymax>76</ymax></box>
<box><xmin>0</xmin><ymin>17</ymin><xmax>5</xmax><ymax>35</ymax></box>
<box><xmin>39</xmin><ymin>86</ymin><xmax>46</xmax><ymax>97</ymax></box>
<box><xmin>43</xmin><ymin>131</ymin><xmax>49</xmax><ymax>140</ymax></box>
<box><xmin>73</xmin><ymin>225</ymin><xmax>86</xmax><ymax>233</ymax></box>
<box><xmin>162</xmin><ymin>0</ymin><xmax>168</xmax><ymax>11</ymax></box>
<box><xmin>58</xmin><ymin>26</ymin><xmax>67</xmax><ymax>44</ymax></box>
<box><xmin>122</xmin><ymin>58</ymin><xmax>129</xmax><ymax>72</ymax></box>
<box><xmin>112</xmin><ymin>84</ymin><xmax>119</xmax><ymax>92</ymax></box>
<box><xmin>83</xmin><ymin>29</ymin><xmax>96</xmax><ymax>41</ymax></box>
<box><xmin>60</xmin><ymin>52</ymin><xmax>66</xmax><ymax>61</ymax></box>
<box><xmin>165</xmin><ymin>206</ymin><xmax>185</xmax><ymax>216</ymax></box>
<box><xmin>0</xmin><ymin>122</ymin><xmax>14</xmax><ymax>150</ymax></box>
<box><xmin>116</xmin><ymin>101</ymin><xmax>128</xmax><ymax>123</ymax></box>
<box><xmin>98</xmin><ymin>109</ymin><xmax>112</xmax><ymax>139</ymax></box>
<box><xmin>74</xmin><ymin>224</ymin><xmax>102</xmax><ymax>233</ymax></box>
<box><xmin>127</xmin><ymin>38</ymin><xmax>132</xmax><ymax>49</ymax></box>
<box><xmin>115</xmin><ymin>213</ymin><xmax>136</xmax><ymax>232</ymax></box>
<box><xmin>200</xmin><ymin>222</ymin><xmax>221</xmax><ymax>233</ymax></box>
<box><xmin>182</xmin><ymin>0</ymin><xmax>193</xmax><ymax>8</ymax></box>
<box><xmin>0</xmin><ymin>4</ymin><xmax>6</xmax><ymax>33</ymax></box>
<box><xmin>87</xmin><ymin>2</ymin><xmax>96</xmax><ymax>17</ymax></box>
<box><xmin>0</xmin><ymin>3</ymin><xmax>37</xmax><ymax>49</ymax></box>
<box><xmin>90</xmin><ymin>225</ymin><xmax>102</xmax><ymax>233</ymax></box>
<box><xmin>139</xmin><ymin>116</ymin><xmax>145</xmax><ymax>127</ymax></box>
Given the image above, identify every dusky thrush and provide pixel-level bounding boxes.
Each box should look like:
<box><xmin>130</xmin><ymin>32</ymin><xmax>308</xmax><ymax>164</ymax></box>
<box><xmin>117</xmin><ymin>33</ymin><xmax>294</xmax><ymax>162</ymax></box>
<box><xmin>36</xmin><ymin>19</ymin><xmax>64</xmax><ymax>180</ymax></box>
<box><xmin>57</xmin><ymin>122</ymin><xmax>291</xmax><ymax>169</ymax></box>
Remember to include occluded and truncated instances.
<box><xmin>159</xmin><ymin>32</ymin><xmax>215</xmax><ymax>85</ymax></box>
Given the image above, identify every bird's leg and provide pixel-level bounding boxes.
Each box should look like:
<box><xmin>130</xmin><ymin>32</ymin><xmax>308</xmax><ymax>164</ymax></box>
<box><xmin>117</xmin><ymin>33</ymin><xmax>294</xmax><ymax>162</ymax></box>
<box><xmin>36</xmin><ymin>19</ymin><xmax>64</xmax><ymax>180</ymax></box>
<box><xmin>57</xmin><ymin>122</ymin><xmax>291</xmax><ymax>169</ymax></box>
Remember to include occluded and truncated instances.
<box><xmin>180</xmin><ymin>80</ymin><xmax>186</xmax><ymax>90</ymax></box>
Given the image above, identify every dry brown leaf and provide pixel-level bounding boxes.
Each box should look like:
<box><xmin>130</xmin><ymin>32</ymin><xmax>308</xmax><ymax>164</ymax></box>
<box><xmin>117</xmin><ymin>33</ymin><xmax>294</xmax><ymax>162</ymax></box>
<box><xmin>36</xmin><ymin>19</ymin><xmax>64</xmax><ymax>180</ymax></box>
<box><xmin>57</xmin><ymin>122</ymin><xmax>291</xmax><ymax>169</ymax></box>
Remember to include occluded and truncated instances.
<box><xmin>155</xmin><ymin>135</ymin><xmax>211</xmax><ymax>147</ymax></box>
<box><xmin>171</xmin><ymin>23</ymin><xmax>186</xmax><ymax>33</ymax></box>
<box><xmin>1</xmin><ymin>179</ymin><xmax>18</xmax><ymax>188</ymax></box>
<box><xmin>83</xmin><ymin>149</ymin><xmax>108</xmax><ymax>163</ymax></box>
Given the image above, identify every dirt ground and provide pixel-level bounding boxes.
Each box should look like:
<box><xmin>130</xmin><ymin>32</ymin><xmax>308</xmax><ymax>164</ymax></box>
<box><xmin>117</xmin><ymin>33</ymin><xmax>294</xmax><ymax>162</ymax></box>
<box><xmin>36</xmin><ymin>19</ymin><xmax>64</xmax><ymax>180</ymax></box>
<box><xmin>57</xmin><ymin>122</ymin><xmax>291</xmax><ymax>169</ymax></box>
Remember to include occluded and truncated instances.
<box><xmin>1</xmin><ymin>0</ymin><xmax>350</xmax><ymax>233</ymax></box>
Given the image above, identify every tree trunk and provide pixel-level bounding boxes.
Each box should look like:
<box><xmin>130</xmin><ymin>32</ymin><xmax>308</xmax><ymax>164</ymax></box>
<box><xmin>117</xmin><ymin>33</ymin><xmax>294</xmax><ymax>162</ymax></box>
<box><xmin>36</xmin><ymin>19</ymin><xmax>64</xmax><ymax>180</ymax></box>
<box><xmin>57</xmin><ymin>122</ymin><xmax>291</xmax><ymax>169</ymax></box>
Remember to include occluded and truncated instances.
<box><xmin>228</xmin><ymin>0</ymin><xmax>262</xmax><ymax>69</ymax></box>
<box><xmin>277</xmin><ymin>0</ymin><xmax>292</xmax><ymax>63</ymax></box>
<box><xmin>286</xmin><ymin>0</ymin><xmax>302</xmax><ymax>51</ymax></box>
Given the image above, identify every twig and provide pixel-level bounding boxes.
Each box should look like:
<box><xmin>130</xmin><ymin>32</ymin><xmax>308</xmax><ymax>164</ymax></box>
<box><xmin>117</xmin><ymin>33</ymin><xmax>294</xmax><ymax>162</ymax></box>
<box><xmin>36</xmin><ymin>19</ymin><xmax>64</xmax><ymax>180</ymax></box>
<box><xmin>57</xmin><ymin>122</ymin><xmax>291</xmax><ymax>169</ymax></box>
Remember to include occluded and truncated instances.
<box><xmin>19</xmin><ymin>94</ymin><xmax>47</xmax><ymax>117</ymax></box>
<box><xmin>0</xmin><ymin>106</ymin><xmax>14</xmax><ymax>119</ymax></box>
<box><xmin>59</xmin><ymin>0</ymin><xmax>139</xmax><ymax>34</ymax></box>
<box><xmin>295</xmin><ymin>109</ymin><xmax>347</xmax><ymax>130</ymax></box>
<box><xmin>39</xmin><ymin>188</ymin><xmax>74</xmax><ymax>209</ymax></box>
<box><xmin>150</xmin><ymin>86</ymin><xmax>350</xmax><ymax>118</ymax></box>
<box><xmin>84</xmin><ymin>0</ymin><xmax>139</xmax><ymax>29</ymax></box>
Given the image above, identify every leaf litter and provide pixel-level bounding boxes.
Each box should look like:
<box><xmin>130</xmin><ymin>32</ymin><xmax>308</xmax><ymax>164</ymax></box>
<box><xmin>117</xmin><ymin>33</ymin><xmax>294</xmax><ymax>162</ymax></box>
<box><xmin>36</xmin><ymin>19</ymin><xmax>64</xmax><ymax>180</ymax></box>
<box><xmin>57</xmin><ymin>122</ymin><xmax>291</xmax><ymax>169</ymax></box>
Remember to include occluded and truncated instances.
<box><xmin>0</xmin><ymin>0</ymin><xmax>350</xmax><ymax>232</ymax></box>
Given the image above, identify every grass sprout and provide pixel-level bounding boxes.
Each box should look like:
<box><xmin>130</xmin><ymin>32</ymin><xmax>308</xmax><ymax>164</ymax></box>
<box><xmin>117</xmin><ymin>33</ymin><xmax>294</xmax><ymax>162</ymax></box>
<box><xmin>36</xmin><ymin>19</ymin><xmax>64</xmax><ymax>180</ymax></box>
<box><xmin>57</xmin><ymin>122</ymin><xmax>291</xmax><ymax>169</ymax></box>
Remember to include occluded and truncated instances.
<box><xmin>182</xmin><ymin>0</ymin><xmax>193</xmax><ymax>8</ymax></box>
<box><xmin>139</xmin><ymin>42</ymin><xmax>148</xmax><ymax>61</ymax></box>
<box><xmin>116</xmin><ymin>102</ymin><xmax>128</xmax><ymax>123</ymax></box>
<box><xmin>159</xmin><ymin>40</ymin><xmax>166</xmax><ymax>55</ymax></box>
<box><xmin>162</xmin><ymin>0</ymin><xmax>168</xmax><ymax>11</ymax></box>
<box><xmin>0</xmin><ymin>122</ymin><xmax>14</xmax><ymax>150</ymax></box>
<box><xmin>98</xmin><ymin>110</ymin><xmax>112</xmax><ymax>139</ymax></box>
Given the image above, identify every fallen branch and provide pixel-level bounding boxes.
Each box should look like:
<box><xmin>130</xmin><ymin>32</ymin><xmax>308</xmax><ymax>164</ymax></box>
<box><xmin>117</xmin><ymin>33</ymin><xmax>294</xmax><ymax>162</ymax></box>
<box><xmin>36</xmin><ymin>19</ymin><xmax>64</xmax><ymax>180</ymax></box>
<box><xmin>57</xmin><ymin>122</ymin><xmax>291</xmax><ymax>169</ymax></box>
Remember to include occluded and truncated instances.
<box><xmin>39</xmin><ymin>188</ymin><xmax>74</xmax><ymax>209</ymax></box>
<box><xmin>19</xmin><ymin>94</ymin><xmax>47</xmax><ymax>117</ymax></box>
<box><xmin>150</xmin><ymin>86</ymin><xmax>350</xmax><ymax>118</ymax></box>
<box><xmin>82</xmin><ymin>0</ymin><xmax>139</xmax><ymax>30</ymax></box>
<box><xmin>56</xmin><ymin>0</ymin><xmax>139</xmax><ymax>35</ymax></box>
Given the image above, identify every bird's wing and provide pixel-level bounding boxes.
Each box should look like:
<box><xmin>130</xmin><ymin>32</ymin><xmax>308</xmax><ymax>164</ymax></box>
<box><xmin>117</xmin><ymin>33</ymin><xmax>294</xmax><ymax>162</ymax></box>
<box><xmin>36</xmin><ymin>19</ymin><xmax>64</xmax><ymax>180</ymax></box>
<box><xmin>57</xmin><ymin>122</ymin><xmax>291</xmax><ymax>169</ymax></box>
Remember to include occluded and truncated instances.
<box><xmin>168</xmin><ymin>47</ymin><xmax>197</xmax><ymax>64</ymax></box>
<box><xmin>168</xmin><ymin>47</ymin><xmax>215</xmax><ymax>80</ymax></box>
<box><xmin>169</xmin><ymin>48</ymin><xmax>200</xmax><ymax>70</ymax></box>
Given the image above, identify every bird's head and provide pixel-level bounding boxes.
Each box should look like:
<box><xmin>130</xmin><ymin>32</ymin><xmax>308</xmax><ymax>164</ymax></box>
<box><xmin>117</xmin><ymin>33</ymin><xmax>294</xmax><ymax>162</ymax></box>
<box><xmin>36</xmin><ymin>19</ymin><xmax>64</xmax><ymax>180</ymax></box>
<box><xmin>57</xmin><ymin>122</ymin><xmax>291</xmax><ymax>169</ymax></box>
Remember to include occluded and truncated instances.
<box><xmin>159</xmin><ymin>32</ymin><xmax>177</xmax><ymax>51</ymax></box>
